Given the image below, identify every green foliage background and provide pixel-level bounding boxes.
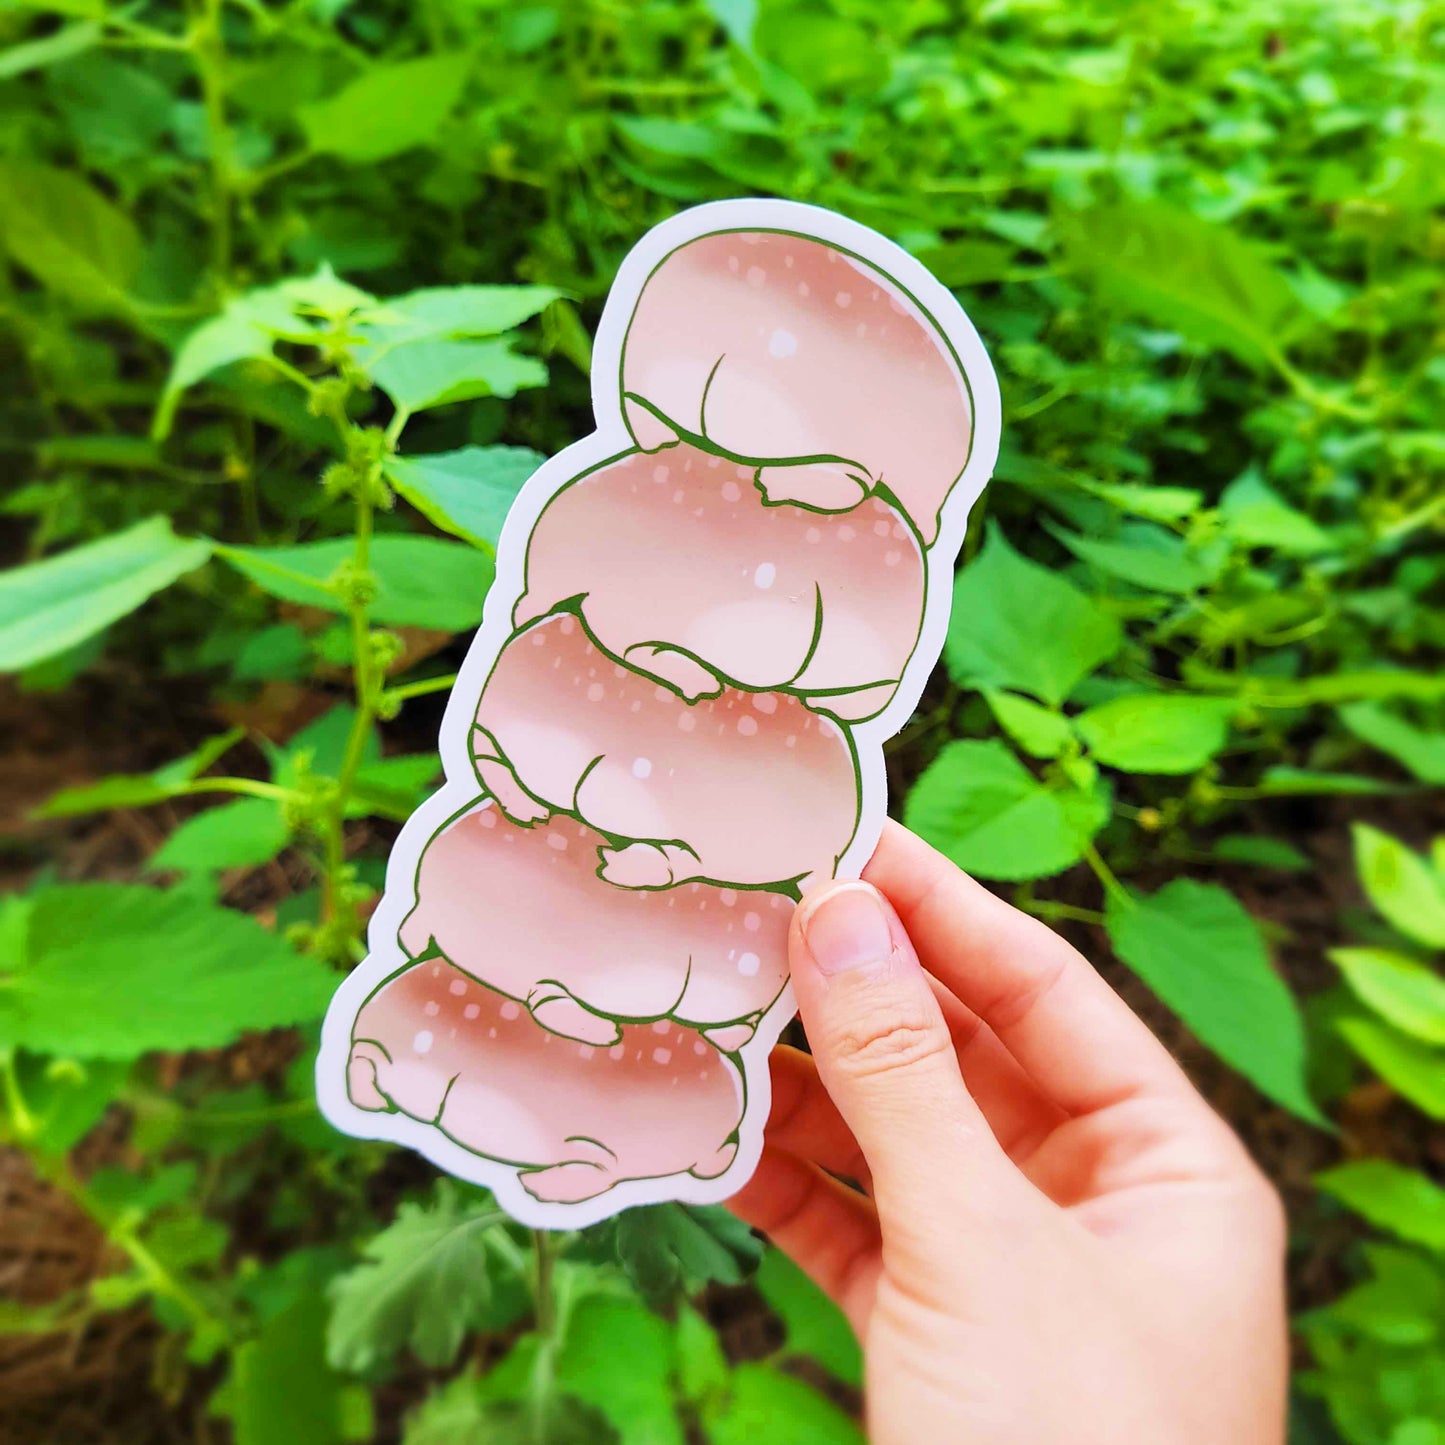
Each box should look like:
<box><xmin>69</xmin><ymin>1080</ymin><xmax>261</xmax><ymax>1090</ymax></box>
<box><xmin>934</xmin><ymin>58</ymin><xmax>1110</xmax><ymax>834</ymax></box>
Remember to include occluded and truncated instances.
<box><xmin>1</xmin><ymin>0</ymin><xmax>1443</xmax><ymax>1441</ymax></box>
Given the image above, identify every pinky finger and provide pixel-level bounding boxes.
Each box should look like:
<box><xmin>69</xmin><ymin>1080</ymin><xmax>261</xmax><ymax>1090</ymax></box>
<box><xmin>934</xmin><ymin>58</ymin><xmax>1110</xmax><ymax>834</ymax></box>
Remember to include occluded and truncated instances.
<box><xmin>729</xmin><ymin>1147</ymin><xmax>881</xmax><ymax>1332</ymax></box>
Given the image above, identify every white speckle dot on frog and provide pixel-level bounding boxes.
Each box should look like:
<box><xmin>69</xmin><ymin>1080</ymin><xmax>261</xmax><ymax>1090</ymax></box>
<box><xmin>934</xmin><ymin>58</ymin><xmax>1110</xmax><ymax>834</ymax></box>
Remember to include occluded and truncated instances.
<box><xmin>753</xmin><ymin>562</ymin><xmax>776</xmax><ymax>590</ymax></box>
<box><xmin>412</xmin><ymin>1030</ymin><xmax>433</xmax><ymax>1055</ymax></box>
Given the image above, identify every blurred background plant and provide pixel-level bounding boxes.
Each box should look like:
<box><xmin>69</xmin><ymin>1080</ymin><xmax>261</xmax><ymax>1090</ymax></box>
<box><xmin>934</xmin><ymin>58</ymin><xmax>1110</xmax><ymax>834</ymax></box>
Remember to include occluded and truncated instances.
<box><xmin>0</xmin><ymin>0</ymin><xmax>1441</xmax><ymax>1441</ymax></box>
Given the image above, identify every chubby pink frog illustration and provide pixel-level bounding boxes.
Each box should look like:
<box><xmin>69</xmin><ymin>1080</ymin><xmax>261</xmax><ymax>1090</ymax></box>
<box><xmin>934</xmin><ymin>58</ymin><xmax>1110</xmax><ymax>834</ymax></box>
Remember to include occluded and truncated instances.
<box><xmin>471</xmin><ymin>612</ymin><xmax>860</xmax><ymax>891</ymax></box>
<box><xmin>346</xmin><ymin>957</ymin><xmax>744</xmax><ymax>1204</ymax></box>
<box><xmin>514</xmin><ymin>442</ymin><xmax>926</xmax><ymax>721</ymax></box>
<box><xmin>619</xmin><ymin>229</ymin><xmax>975</xmax><ymax>547</ymax></box>
<box><xmin>401</xmin><ymin>802</ymin><xmax>791</xmax><ymax>1052</ymax></box>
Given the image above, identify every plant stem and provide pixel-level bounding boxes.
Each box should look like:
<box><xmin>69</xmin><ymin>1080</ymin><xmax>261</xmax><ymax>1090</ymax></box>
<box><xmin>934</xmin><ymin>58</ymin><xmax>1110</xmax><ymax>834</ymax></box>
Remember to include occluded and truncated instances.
<box><xmin>191</xmin><ymin>0</ymin><xmax>235</xmax><ymax>287</ymax></box>
<box><xmin>1083</xmin><ymin>843</ymin><xmax>1130</xmax><ymax>907</ymax></box>
<box><xmin>532</xmin><ymin>1228</ymin><xmax>557</xmax><ymax>1336</ymax></box>
<box><xmin>383</xmin><ymin>671</ymin><xmax>459</xmax><ymax>706</ymax></box>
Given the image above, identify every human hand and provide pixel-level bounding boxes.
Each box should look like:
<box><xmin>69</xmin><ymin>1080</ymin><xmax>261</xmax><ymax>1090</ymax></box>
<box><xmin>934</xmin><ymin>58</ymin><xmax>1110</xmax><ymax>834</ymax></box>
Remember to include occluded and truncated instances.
<box><xmin>733</xmin><ymin>821</ymin><xmax>1288</xmax><ymax>1445</ymax></box>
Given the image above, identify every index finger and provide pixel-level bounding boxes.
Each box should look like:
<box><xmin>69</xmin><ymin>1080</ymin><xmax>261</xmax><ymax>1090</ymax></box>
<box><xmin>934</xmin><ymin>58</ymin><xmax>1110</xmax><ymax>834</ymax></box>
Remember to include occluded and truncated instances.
<box><xmin>862</xmin><ymin>820</ymin><xmax>1197</xmax><ymax>1118</ymax></box>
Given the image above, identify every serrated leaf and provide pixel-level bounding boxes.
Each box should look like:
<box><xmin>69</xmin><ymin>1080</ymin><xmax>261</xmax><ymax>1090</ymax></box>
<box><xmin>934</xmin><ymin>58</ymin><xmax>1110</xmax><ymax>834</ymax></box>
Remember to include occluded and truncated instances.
<box><xmin>904</xmin><ymin>739</ymin><xmax>1108</xmax><ymax>881</ymax></box>
<box><xmin>367</xmin><ymin>337</ymin><xmax>548</xmax><ymax>413</ymax></box>
<box><xmin>147</xmin><ymin>799</ymin><xmax>290</xmax><ymax>876</ymax></box>
<box><xmin>983</xmin><ymin>689</ymin><xmax>1074</xmax><ymax>759</ymax></box>
<box><xmin>1061</xmin><ymin>201</ymin><xmax>1310</xmax><ymax>368</ymax></box>
<box><xmin>0</xmin><ymin>517</ymin><xmax>211</xmax><ymax>671</ymax></box>
<box><xmin>1339</xmin><ymin>703</ymin><xmax>1445</xmax><ymax>786</ymax></box>
<box><xmin>386</xmin><ymin>446</ymin><xmax>543</xmax><ymax>550</ymax></box>
<box><xmin>1336</xmin><ymin>1016</ymin><xmax>1445</xmax><ymax>1119</ymax></box>
<box><xmin>0</xmin><ymin>159</ymin><xmax>140</xmax><ymax>310</ymax></box>
<box><xmin>1352</xmin><ymin>825</ymin><xmax>1445</xmax><ymax>950</ymax></box>
<box><xmin>598</xmin><ymin>1203</ymin><xmax>760</xmax><ymax>1306</ymax></box>
<box><xmin>300</xmin><ymin>53</ymin><xmax>472</xmax><ymax>163</ymax></box>
<box><xmin>1106</xmin><ymin>880</ymin><xmax>1322</xmax><ymax>1123</ymax></box>
<box><xmin>219</xmin><ymin>536</ymin><xmax>492</xmax><ymax>632</ymax></box>
<box><xmin>756</xmin><ymin>1248</ymin><xmax>861</xmax><ymax>1387</ymax></box>
<box><xmin>945</xmin><ymin>525</ymin><xmax>1121</xmax><ymax>706</ymax></box>
<box><xmin>1315</xmin><ymin>1161</ymin><xmax>1445</xmax><ymax>1253</ymax></box>
<box><xmin>0</xmin><ymin>884</ymin><xmax>335</xmax><ymax>1058</ymax></box>
<box><xmin>1075</xmin><ymin>693</ymin><xmax>1234</xmax><ymax>773</ymax></box>
<box><xmin>326</xmin><ymin>1184</ymin><xmax>525</xmax><ymax>1373</ymax></box>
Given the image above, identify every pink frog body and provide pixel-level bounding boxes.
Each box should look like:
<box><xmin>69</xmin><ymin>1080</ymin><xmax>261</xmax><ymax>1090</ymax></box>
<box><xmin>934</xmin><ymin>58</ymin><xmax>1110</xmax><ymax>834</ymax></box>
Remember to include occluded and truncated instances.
<box><xmin>401</xmin><ymin>802</ymin><xmax>791</xmax><ymax>1051</ymax></box>
<box><xmin>346</xmin><ymin>956</ymin><xmax>744</xmax><ymax>1205</ymax></box>
<box><xmin>471</xmin><ymin>612</ymin><xmax>860</xmax><ymax>892</ymax></box>
<box><xmin>513</xmin><ymin>442</ymin><xmax>925</xmax><ymax>722</ymax></box>
<box><xmin>618</xmin><ymin>229</ymin><xmax>975</xmax><ymax>547</ymax></box>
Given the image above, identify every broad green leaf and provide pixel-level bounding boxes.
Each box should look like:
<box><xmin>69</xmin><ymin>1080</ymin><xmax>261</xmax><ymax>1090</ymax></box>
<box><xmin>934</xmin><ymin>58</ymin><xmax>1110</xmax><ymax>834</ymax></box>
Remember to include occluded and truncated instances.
<box><xmin>349</xmin><ymin>754</ymin><xmax>441</xmax><ymax>819</ymax></box>
<box><xmin>1256</xmin><ymin>768</ymin><xmax>1398</xmax><ymax>797</ymax></box>
<box><xmin>15</xmin><ymin>1055</ymin><xmax>129</xmax><ymax>1156</ymax></box>
<box><xmin>984</xmin><ymin>689</ymin><xmax>1074</xmax><ymax>759</ymax></box>
<box><xmin>0</xmin><ymin>518</ymin><xmax>211</xmax><ymax>671</ymax></box>
<box><xmin>756</xmin><ymin>1247</ymin><xmax>861</xmax><ymax>1387</ymax></box>
<box><xmin>386</xmin><ymin>446</ymin><xmax>543</xmax><ymax>550</ymax></box>
<box><xmin>1050</xmin><ymin>523</ymin><xmax>1219</xmax><ymax>595</ymax></box>
<box><xmin>1336</xmin><ymin>1016</ymin><xmax>1445</xmax><ymax>1119</ymax></box>
<box><xmin>703</xmin><ymin>1363</ymin><xmax>865</xmax><ymax>1445</ymax></box>
<box><xmin>35</xmin><ymin>729</ymin><xmax>245</xmax><ymax>818</ymax></box>
<box><xmin>1061</xmin><ymin>201</ymin><xmax>1310</xmax><ymax>369</ymax></box>
<box><xmin>1106</xmin><ymin>880</ymin><xmax>1322</xmax><ymax>1122</ymax></box>
<box><xmin>1079</xmin><ymin>480</ymin><xmax>1203</xmax><ymax>523</ymax></box>
<box><xmin>1331</xmin><ymin>948</ymin><xmax>1445</xmax><ymax>1045</ymax></box>
<box><xmin>219</xmin><ymin>535</ymin><xmax>493</xmax><ymax>632</ymax></box>
<box><xmin>147</xmin><ymin>799</ymin><xmax>290</xmax><ymax>876</ymax></box>
<box><xmin>367</xmin><ymin>337</ymin><xmax>548</xmax><ymax>412</ymax></box>
<box><xmin>300</xmin><ymin>53</ymin><xmax>472</xmax><ymax>163</ymax></box>
<box><xmin>556</xmin><ymin>1293</ymin><xmax>683</xmax><ymax>1445</ymax></box>
<box><xmin>401</xmin><ymin>1377</ymin><xmax>510</xmax><ymax>1445</ymax></box>
<box><xmin>1318</xmin><ymin>1244</ymin><xmax>1445</xmax><ymax>1347</ymax></box>
<box><xmin>1339</xmin><ymin>703</ymin><xmax>1445</xmax><ymax>785</ymax></box>
<box><xmin>1352</xmin><ymin>825</ymin><xmax>1445</xmax><ymax>949</ymax></box>
<box><xmin>367</xmin><ymin>285</ymin><xmax>561</xmax><ymax>345</ymax></box>
<box><xmin>326</xmin><ymin>1184</ymin><xmax>525</xmax><ymax>1373</ymax></box>
<box><xmin>1315</xmin><ymin>1161</ymin><xmax>1445</xmax><ymax>1252</ymax></box>
<box><xmin>675</xmin><ymin>1304</ymin><xmax>728</xmax><ymax>1406</ymax></box>
<box><xmin>215</xmin><ymin>1295</ymin><xmax>369</xmax><ymax>1445</ymax></box>
<box><xmin>1075</xmin><ymin>693</ymin><xmax>1234</xmax><ymax>773</ymax></box>
<box><xmin>0</xmin><ymin>159</ymin><xmax>140</xmax><ymax>310</ymax></box>
<box><xmin>945</xmin><ymin>526</ymin><xmax>1121</xmax><ymax>706</ymax></box>
<box><xmin>1220</xmin><ymin>470</ymin><xmax>1333</xmax><ymax>555</ymax></box>
<box><xmin>0</xmin><ymin>884</ymin><xmax>335</xmax><ymax>1058</ymax></box>
<box><xmin>904</xmin><ymin>739</ymin><xmax>1108</xmax><ymax>881</ymax></box>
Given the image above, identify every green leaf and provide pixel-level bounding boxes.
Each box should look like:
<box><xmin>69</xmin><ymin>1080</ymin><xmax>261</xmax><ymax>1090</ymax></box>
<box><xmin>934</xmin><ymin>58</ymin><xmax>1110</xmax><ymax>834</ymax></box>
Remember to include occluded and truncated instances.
<box><xmin>1075</xmin><ymin>693</ymin><xmax>1234</xmax><ymax>773</ymax></box>
<box><xmin>1315</xmin><ymin>1161</ymin><xmax>1445</xmax><ymax>1253</ymax></box>
<box><xmin>904</xmin><ymin>739</ymin><xmax>1108</xmax><ymax>881</ymax></box>
<box><xmin>1331</xmin><ymin>948</ymin><xmax>1445</xmax><ymax>1045</ymax></box>
<box><xmin>0</xmin><ymin>884</ymin><xmax>335</xmax><ymax>1058</ymax></box>
<box><xmin>369</xmin><ymin>285</ymin><xmax>561</xmax><ymax>343</ymax></box>
<box><xmin>215</xmin><ymin>1294</ymin><xmax>369</xmax><ymax>1445</ymax></box>
<box><xmin>1339</xmin><ymin>703</ymin><xmax>1445</xmax><ymax>786</ymax></box>
<box><xmin>983</xmin><ymin>689</ymin><xmax>1074</xmax><ymax>759</ymax></box>
<box><xmin>675</xmin><ymin>1303</ymin><xmax>728</xmax><ymax>1406</ymax></box>
<box><xmin>35</xmin><ymin>730</ymin><xmax>245</xmax><ymax>819</ymax></box>
<box><xmin>1220</xmin><ymin>470</ymin><xmax>1333</xmax><ymax>555</ymax></box>
<box><xmin>1079</xmin><ymin>480</ymin><xmax>1204</xmax><ymax>523</ymax></box>
<box><xmin>367</xmin><ymin>337</ymin><xmax>548</xmax><ymax>413</ymax></box>
<box><xmin>756</xmin><ymin>1247</ymin><xmax>861</xmax><ymax>1387</ymax></box>
<box><xmin>1318</xmin><ymin>1244</ymin><xmax>1445</xmax><ymax>1347</ymax></box>
<box><xmin>945</xmin><ymin>526</ymin><xmax>1121</xmax><ymax>706</ymax></box>
<box><xmin>386</xmin><ymin>446</ymin><xmax>543</xmax><ymax>550</ymax></box>
<box><xmin>326</xmin><ymin>1184</ymin><xmax>525</xmax><ymax>1373</ymax></box>
<box><xmin>1352</xmin><ymin>825</ymin><xmax>1445</xmax><ymax>950</ymax></box>
<box><xmin>703</xmin><ymin>1363</ymin><xmax>865</xmax><ymax>1445</ymax></box>
<box><xmin>1106</xmin><ymin>880</ymin><xmax>1323</xmax><ymax>1123</ymax></box>
<box><xmin>1336</xmin><ymin>1016</ymin><xmax>1445</xmax><ymax>1119</ymax></box>
<box><xmin>556</xmin><ymin>1292</ymin><xmax>683</xmax><ymax>1445</ymax></box>
<box><xmin>147</xmin><ymin>799</ymin><xmax>290</xmax><ymax>876</ymax></box>
<box><xmin>0</xmin><ymin>21</ymin><xmax>101</xmax><ymax>79</ymax></box>
<box><xmin>1048</xmin><ymin>522</ymin><xmax>1220</xmax><ymax>595</ymax></box>
<box><xmin>0</xmin><ymin>159</ymin><xmax>140</xmax><ymax>311</ymax></box>
<box><xmin>1255</xmin><ymin>767</ymin><xmax>1398</xmax><ymax>797</ymax></box>
<box><xmin>300</xmin><ymin>53</ymin><xmax>473</xmax><ymax>163</ymax></box>
<box><xmin>1061</xmin><ymin>201</ymin><xmax>1310</xmax><ymax>369</ymax></box>
<box><xmin>219</xmin><ymin>536</ymin><xmax>493</xmax><ymax>632</ymax></box>
<box><xmin>15</xmin><ymin>1055</ymin><xmax>129</xmax><ymax>1156</ymax></box>
<box><xmin>1211</xmin><ymin>835</ymin><xmax>1311</xmax><ymax>871</ymax></box>
<box><xmin>594</xmin><ymin>1202</ymin><xmax>760</xmax><ymax>1306</ymax></box>
<box><xmin>0</xmin><ymin>518</ymin><xmax>211</xmax><ymax>671</ymax></box>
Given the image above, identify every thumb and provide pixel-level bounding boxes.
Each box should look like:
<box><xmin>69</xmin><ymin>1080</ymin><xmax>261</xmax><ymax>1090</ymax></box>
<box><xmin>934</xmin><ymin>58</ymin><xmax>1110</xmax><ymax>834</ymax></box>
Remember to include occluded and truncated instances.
<box><xmin>790</xmin><ymin>880</ymin><xmax>1015</xmax><ymax>1248</ymax></box>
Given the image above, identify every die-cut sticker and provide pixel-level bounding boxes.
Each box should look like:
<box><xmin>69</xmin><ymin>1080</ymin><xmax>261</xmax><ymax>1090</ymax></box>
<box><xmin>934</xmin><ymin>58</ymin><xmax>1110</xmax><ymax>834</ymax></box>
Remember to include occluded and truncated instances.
<box><xmin>317</xmin><ymin>198</ymin><xmax>1000</xmax><ymax>1228</ymax></box>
